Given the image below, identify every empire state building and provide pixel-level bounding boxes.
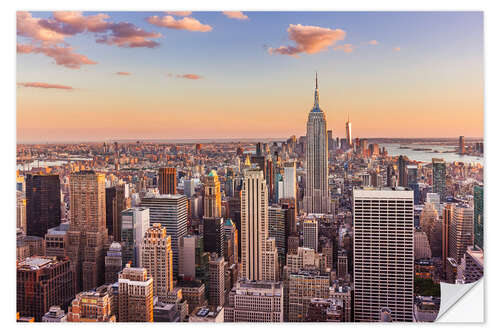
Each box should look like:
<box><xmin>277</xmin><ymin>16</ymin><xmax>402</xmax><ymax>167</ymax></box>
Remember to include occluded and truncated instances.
<box><xmin>303</xmin><ymin>74</ymin><xmax>329</xmax><ymax>214</ymax></box>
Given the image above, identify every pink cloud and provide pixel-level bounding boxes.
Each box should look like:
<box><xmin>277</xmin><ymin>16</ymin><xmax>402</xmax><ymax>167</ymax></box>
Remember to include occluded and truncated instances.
<box><xmin>18</xmin><ymin>82</ymin><xmax>73</xmax><ymax>90</ymax></box>
<box><xmin>17</xmin><ymin>11</ymin><xmax>66</xmax><ymax>44</ymax></box>
<box><xmin>367</xmin><ymin>40</ymin><xmax>379</xmax><ymax>45</ymax></box>
<box><xmin>268</xmin><ymin>24</ymin><xmax>346</xmax><ymax>56</ymax></box>
<box><xmin>177</xmin><ymin>74</ymin><xmax>203</xmax><ymax>80</ymax></box>
<box><xmin>165</xmin><ymin>11</ymin><xmax>192</xmax><ymax>17</ymax></box>
<box><xmin>147</xmin><ymin>15</ymin><xmax>212</xmax><ymax>32</ymax></box>
<box><xmin>96</xmin><ymin>22</ymin><xmax>161</xmax><ymax>48</ymax></box>
<box><xmin>222</xmin><ymin>11</ymin><xmax>249</xmax><ymax>20</ymax></box>
<box><xmin>17</xmin><ymin>43</ymin><xmax>97</xmax><ymax>69</ymax></box>
<box><xmin>115</xmin><ymin>71</ymin><xmax>131</xmax><ymax>75</ymax></box>
<box><xmin>39</xmin><ymin>11</ymin><xmax>110</xmax><ymax>35</ymax></box>
<box><xmin>334</xmin><ymin>43</ymin><xmax>354</xmax><ymax>53</ymax></box>
<box><xmin>393</xmin><ymin>46</ymin><xmax>401</xmax><ymax>51</ymax></box>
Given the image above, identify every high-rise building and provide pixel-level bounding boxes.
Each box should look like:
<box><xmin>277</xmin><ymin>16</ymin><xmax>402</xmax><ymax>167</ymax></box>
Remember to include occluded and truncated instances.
<box><xmin>203</xmin><ymin>217</ymin><xmax>224</xmax><ymax>257</ymax></box>
<box><xmin>118</xmin><ymin>266</ymin><xmax>154</xmax><ymax>322</ymax></box>
<box><xmin>397</xmin><ymin>155</ymin><xmax>408</xmax><ymax>187</ymax></box>
<box><xmin>140</xmin><ymin>194</ymin><xmax>188</xmax><ymax>276</ymax></box>
<box><xmin>204</xmin><ymin>170</ymin><xmax>222</xmax><ymax>218</ymax></box>
<box><xmin>241</xmin><ymin>169</ymin><xmax>276</xmax><ymax>281</ymax></box>
<box><xmin>159</xmin><ymin>167</ymin><xmax>177</xmax><ymax>195</ymax></box>
<box><xmin>442</xmin><ymin>203</ymin><xmax>453</xmax><ymax>275</ymax></box>
<box><xmin>105</xmin><ymin>242</ymin><xmax>123</xmax><ymax>284</ymax></box>
<box><xmin>262</xmin><ymin>238</ymin><xmax>279</xmax><ymax>281</ymax></box>
<box><xmin>208</xmin><ymin>253</ymin><xmax>225</xmax><ymax>308</ymax></box>
<box><xmin>459</xmin><ymin>136</ymin><xmax>466</xmax><ymax>155</ymax></box>
<box><xmin>17</xmin><ymin>256</ymin><xmax>74</xmax><ymax>322</ymax></box>
<box><xmin>67</xmin><ymin>170</ymin><xmax>108</xmax><ymax>292</ymax></box>
<box><xmin>25</xmin><ymin>174</ymin><xmax>61</xmax><ymax>238</ymax></box>
<box><xmin>16</xmin><ymin>190</ymin><xmax>27</xmax><ymax>233</ymax></box>
<box><xmin>105</xmin><ymin>184</ymin><xmax>127</xmax><ymax>242</ymax></box>
<box><xmin>473</xmin><ymin>185</ymin><xmax>484</xmax><ymax>249</ymax></box>
<box><xmin>304</xmin><ymin>74</ymin><xmax>330</xmax><ymax>214</ymax></box>
<box><xmin>283</xmin><ymin>162</ymin><xmax>297</xmax><ymax>203</ymax></box>
<box><xmin>67</xmin><ymin>285</ymin><xmax>116</xmax><ymax>322</ymax></box>
<box><xmin>141</xmin><ymin>224</ymin><xmax>173</xmax><ymax>302</ymax></box>
<box><xmin>268</xmin><ymin>205</ymin><xmax>286</xmax><ymax>265</ymax></box>
<box><xmin>414</xmin><ymin>230</ymin><xmax>432</xmax><ymax>259</ymax></box>
<box><xmin>432</xmin><ymin>158</ymin><xmax>446</xmax><ymax>202</ymax></box>
<box><xmin>121</xmin><ymin>207</ymin><xmax>150</xmax><ymax>267</ymax></box>
<box><xmin>345</xmin><ymin>113</ymin><xmax>352</xmax><ymax>148</ymax></box>
<box><xmin>353</xmin><ymin>188</ymin><xmax>414</xmax><ymax>322</ymax></box>
<box><xmin>449</xmin><ymin>205</ymin><xmax>474</xmax><ymax>265</ymax></box>
<box><xmin>420</xmin><ymin>202</ymin><xmax>441</xmax><ymax>257</ymax></box>
<box><xmin>303</xmin><ymin>218</ymin><xmax>318</xmax><ymax>252</ymax></box>
<box><xmin>225</xmin><ymin>281</ymin><xmax>283</xmax><ymax>322</ymax></box>
<box><xmin>224</xmin><ymin>218</ymin><xmax>238</xmax><ymax>265</ymax></box>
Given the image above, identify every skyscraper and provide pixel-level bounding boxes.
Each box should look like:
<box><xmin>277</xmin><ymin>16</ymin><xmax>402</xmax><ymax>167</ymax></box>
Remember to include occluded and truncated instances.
<box><xmin>141</xmin><ymin>224</ymin><xmax>173</xmax><ymax>302</ymax></box>
<box><xmin>397</xmin><ymin>155</ymin><xmax>408</xmax><ymax>187</ymax></box>
<box><xmin>459</xmin><ymin>136</ymin><xmax>465</xmax><ymax>155</ymax></box>
<box><xmin>17</xmin><ymin>191</ymin><xmax>27</xmax><ymax>233</ymax></box>
<box><xmin>25</xmin><ymin>174</ymin><xmax>61</xmax><ymax>237</ymax></box>
<box><xmin>208</xmin><ymin>253</ymin><xmax>225</xmax><ymax>308</ymax></box>
<box><xmin>268</xmin><ymin>205</ymin><xmax>286</xmax><ymax>265</ymax></box>
<box><xmin>140</xmin><ymin>193</ymin><xmax>188</xmax><ymax>276</ymax></box>
<box><xmin>303</xmin><ymin>219</ymin><xmax>318</xmax><ymax>252</ymax></box>
<box><xmin>159</xmin><ymin>167</ymin><xmax>177</xmax><ymax>195</ymax></box>
<box><xmin>304</xmin><ymin>74</ymin><xmax>329</xmax><ymax>214</ymax></box>
<box><xmin>203</xmin><ymin>217</ymin><xmax>224</xmax><ymax>257</ymax></box>
<box><xmin>121</xmin><ymin>207</ymin><xmax>150</xmax><ymax>267</ymax></box>
<box><xmin>442</xmin><ymin>203</ymin><xmax>453</xmax><ymax>276</ymax></box>
<box><xmin>283</xmin><ymin>161</ymin><xmax>297</xmax><ymax>204</ymax></box>
<box><xmin>118</xmin><ymin>266</ymin><xmax>154</xmax><ymax>322</ymax></box>
<box><xmin>353</xmin><ymin>188</ymin><xmax>414</xmax><ymax>322</ymax></box>
<box><xmin>345</xmin><ymin>114</ymin><xmax>352</xmax><ymax>147</ymax></box>
<box><xmin>67</xmin><ymin>170</ymin><xmax>108</xmax><ymax>292</ymax></box>
<box><xmin>432</xmin><ymin>158</ymin><xmax>446</xmax><ymax>202</ymax></box>
<box><xmin>449</xmin><ymin>205</ymin><xmax>474</xmax><ymax>265</ymax></box>
<box><xmin>241</xmin><ymin>169</ymin><xmax>277</xmax><ymax>281</ymax></box>
<box><xmin>204</xmin><ymin>170</ymin><xmax>222</xmax><ymax>218</ymax></box>
<box><xmin>473</xmin><ymin>185</ymin><xmax>483</xmax><ymax>249</ymax></box>
<box><xmin>105</xmin><ymin>184</ymin><xmax>127</xmax><ymax>242</ymax></box>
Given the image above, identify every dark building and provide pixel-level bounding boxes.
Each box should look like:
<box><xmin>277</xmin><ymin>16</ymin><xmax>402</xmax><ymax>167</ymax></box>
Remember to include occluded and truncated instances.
<box><xmin>474</xmin><ymin>185</ymin><xmax>483</xmax><ymax>250</ymax></box>
<box><xmin>105</xmin><ymin>184</ymin><xmax>126</xmax><ymax>242</ymax></box>
<box><xmin>26</xmin><ymin>174</ymin><xmax>61</xmax><ymax>238</ymax></box>
<box><xmin>17</xmin><ymin>256</ymin><xmax>74</xmax><ymax>322</ymax></box>
<box><xmin>397</xmin><ymin>155</ymin><xmax>408</xmax><ymax>187</ymax></box>
<box><xmin>159</xmin><ymin>167</ymin><xmax>177</xmax><ymax>195</ymax></box>
<box><xmin>203</xmin><ymin>217</ymin><xmax>224</xmax><ymax>257</ymax></box>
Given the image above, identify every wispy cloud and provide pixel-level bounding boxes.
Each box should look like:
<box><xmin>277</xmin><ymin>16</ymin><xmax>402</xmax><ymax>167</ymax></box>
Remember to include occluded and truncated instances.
<box><xmin>167</xmin><ymin>73</ymin><xmax>203</xmax><ymax>80</ymax></box>
<box><xmin>17</xmin><ymin>43</ymin><xmax>97</xmax><ymax>69</ymax></box>
<box><xmin>147</xmin><ymin>15</ymin><xmax>212</xmax><ymax>32</ymax></box>
<box><xmin>268</xmin><ymin>24</ymin><xmax>346</xmax><ymax>57</ymax></box>
<box><xmin>95</xmin><ymin>22</ymin><xmax>161</xmax><ymax>48</ymax></box>
<box><xmin>393</xmin><ymin>46</ymin><xmax>401</xmax><ymax>51</ymax></box>
<box><xmin>18</xmin><ymin>82</ymin><xmax>73</xmax><ymax>90</ymax></box>
<box><xmin>115</xmin><ymin>71</ymin><xmax>131</xmax><ymax>75</ymax></box>
<box><xmin>367</xmin><ymin>40</ymin><xmax>379</xmax><ymax>45</ymax></box>
<box><xmin>333</xmin><ymin>44</ymin><xmax>354</xmax><ymax>53</ymax></box>
<box><xmin>222</xmin><ymin>11</ymin><xmax>249</xmax><ymax>20</ymax></box>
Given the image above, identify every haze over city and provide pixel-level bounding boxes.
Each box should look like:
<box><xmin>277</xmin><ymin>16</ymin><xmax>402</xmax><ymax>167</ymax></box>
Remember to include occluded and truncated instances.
<box><xmin>17</xmin><ymin>11</ymin><xmax>483</xmax><ymax>143</ymax></box>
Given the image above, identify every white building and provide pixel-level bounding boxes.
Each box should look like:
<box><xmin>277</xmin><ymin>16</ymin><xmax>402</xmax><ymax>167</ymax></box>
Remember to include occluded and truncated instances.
<box><xmin>121</xmin><ymin>207</ymin><xmax>150</xmax><ymax>267</ymax></box>
<box><xmin>353</xmin><ymin>188</ymin><xmax>414</xmax><ymax>322</ymax></box>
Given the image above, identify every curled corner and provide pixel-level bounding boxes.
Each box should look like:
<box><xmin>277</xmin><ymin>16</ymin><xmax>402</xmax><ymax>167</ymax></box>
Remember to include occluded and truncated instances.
<box><xmin>436</xmin><ymin>278</ymin><xmax>483</xmax><ymax>322</ymax></box>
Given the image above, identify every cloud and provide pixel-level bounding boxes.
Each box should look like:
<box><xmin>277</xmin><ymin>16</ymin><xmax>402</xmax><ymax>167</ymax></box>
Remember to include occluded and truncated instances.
<box><xmin>17</xmin><ymin>11</ymin><xmax>66</xmax><ymax>44</ymax></box>
<box><xmin>17</xmin><ymin>43</ymin><xmax>97</xmax><ymax>69</ymax></box>
<box><xmin>393</xmin><ymin>46</ymin><xmax>401</xmax><ymax>51</ymax></box>
<box><xmin>177</xmin><ymin>74</ymin><xmax>203</xmax><ymax>80</ymax></box>
<box><xmin>367</xmin><ymin>40</ymin><xmax>379</xmax><ymax>45</ymax></box>
<box><xmin>96</xmin><ymin>22</ymin><xmax>161</xmax><ymax>48</ymax></box>
<box><xmin>165</xmin><ymin>11</ymin><xmax>192</xmax><ymax>17</ymax></box>
<box><xmin>39</xmin><ymin>11</ymin><xmax>110</xmax><ymax>35</ymax></box>
<box><xmin>147</xmin><ymin>15</ymin><xmax>212</xmax><ymax>32</ymax></box>
<box><xmin>18</xmin><ymin>82</ymin><xmax>73</xmax><ymax>90</ymax></box>
<box><xmin>222</xmin><ymin>11</ymin><xmax>249</xmax><ymax>20</ymax></box>
<box><xmin>268</xmin><ymin>24</ymin><xmax>346</xmax><ymax>57</ymax></box>
<box><xmin>115</xmin><ymin>71</ymin><xmax>131</xmax><ymax>75</ymax></box>
<box><xmin>333</xmin><ymin>43</ymin><xmax>354</xmax><ymax>53</ymax></box>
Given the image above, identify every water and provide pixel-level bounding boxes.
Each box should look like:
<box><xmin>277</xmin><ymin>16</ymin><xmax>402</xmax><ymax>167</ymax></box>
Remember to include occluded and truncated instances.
<box><xmin>17</xmin><ymin>158</ymin><xmax>92</xmax><ymax>171</ymax></box>
<box><xmin>380</xmin><ymin>143</ymin><xmax>483</xmax><ymax>165</ymax></box>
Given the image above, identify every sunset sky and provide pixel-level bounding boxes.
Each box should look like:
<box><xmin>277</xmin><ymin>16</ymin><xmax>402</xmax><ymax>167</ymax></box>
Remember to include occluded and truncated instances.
<box><xmin>16</xmin><ymin>11</ymin><xmax>484</xmax><ymax>143</ymax></box>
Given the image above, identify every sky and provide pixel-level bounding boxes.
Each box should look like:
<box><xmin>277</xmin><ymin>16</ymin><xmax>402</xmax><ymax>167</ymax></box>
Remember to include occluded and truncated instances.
<box><xmin>16</xmin><ymin>11</ymin><xmax>484</xmax><ymax>143</ymax></box>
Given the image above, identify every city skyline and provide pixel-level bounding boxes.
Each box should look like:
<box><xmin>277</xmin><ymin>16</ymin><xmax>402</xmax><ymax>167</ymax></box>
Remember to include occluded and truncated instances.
<box><xmin>17</xmin><ymin>11</ymin><xmax>483</xmax><ymax>143</ymax></box>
